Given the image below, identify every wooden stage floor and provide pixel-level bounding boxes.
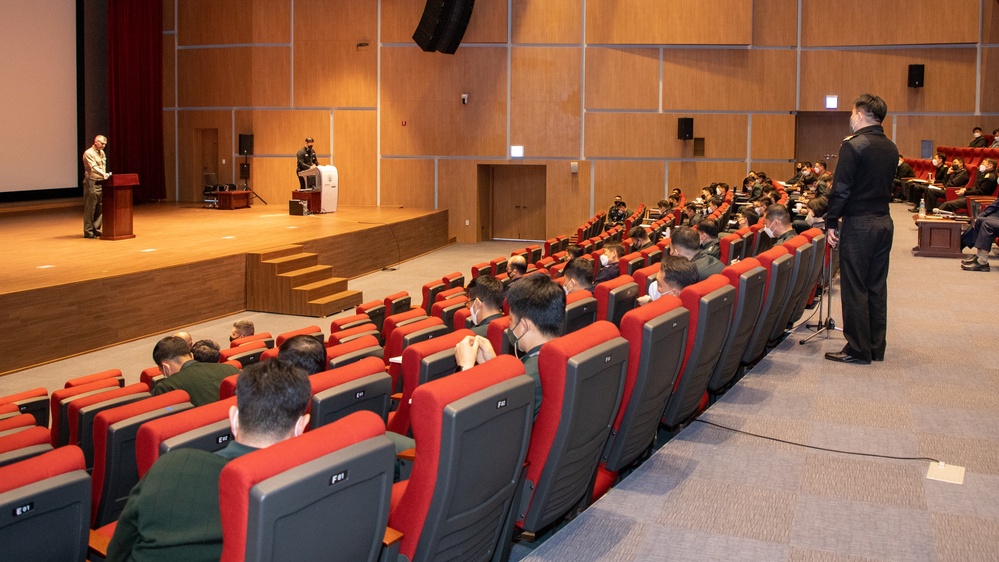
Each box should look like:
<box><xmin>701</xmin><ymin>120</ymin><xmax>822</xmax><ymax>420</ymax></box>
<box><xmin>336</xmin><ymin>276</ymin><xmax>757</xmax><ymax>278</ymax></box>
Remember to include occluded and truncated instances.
<box><xmin>0</xmin><ymin>203</ymin><xmax>449</xmax><ymax>374</ymax></box>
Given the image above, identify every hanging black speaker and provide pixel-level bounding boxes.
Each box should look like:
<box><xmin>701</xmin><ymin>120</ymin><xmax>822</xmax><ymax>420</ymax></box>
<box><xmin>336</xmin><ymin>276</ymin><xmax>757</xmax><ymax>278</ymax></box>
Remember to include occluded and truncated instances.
<box><xmin>413</xmin><ymin>0</ymin><xmax>475</xmax><ymax>55</ymax></box>
<box><xmin>907</xmin><ymin>64</ymin><xmax>924</xmax><ymax>88</ymax></box>
<box><xmin>677</xmin><ymin>118</ymin><xmax>694</xmax><ymax>140</ymax></box>
<box><xmin>238</xmin><ymin>134</ymin><xmax>254</xmax><ymax>156</ymax></box>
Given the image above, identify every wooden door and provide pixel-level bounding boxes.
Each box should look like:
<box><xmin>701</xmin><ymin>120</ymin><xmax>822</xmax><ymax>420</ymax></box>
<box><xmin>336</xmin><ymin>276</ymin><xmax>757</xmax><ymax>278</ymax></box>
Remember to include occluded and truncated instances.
<box><xmin>490</xmin><ymin>165</ymin><xmax>546</xmax><ymax>241</ymax></box>
<box><xmin>795</xmin><ymin>112</ymin><xmax>851</xmax><ymax>173</ymax></box>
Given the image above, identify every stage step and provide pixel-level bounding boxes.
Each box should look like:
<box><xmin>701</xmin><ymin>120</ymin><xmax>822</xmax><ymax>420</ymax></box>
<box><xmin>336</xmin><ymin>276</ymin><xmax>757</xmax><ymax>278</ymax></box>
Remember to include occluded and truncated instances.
<box><xmin>307</xmin><ymin>290</ymin><xmax>364</xmax><ymax>317</ymax></box>
<box><xmin>246</xmin><ymin>247</ymin><xmax>362</xmax><ymax>317</ymax></box>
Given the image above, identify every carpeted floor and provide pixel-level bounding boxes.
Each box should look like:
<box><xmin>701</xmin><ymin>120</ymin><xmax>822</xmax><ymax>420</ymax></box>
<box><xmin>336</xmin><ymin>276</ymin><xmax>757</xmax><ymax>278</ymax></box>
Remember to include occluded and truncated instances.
<box><xmin>514</xmin><ymin>205</ymin><xmax>999</xmax><ymax>561</ymax></box>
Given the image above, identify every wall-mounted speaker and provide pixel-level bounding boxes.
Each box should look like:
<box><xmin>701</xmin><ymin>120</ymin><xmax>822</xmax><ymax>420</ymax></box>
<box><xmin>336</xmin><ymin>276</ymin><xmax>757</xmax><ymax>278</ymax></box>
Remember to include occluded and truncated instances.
<box><xmin>238</xmin><ymin>134</ymin><xmax>254</xmax><ymax>156</ymax></box>
<box><xmin>677</xmin><ymin>117</ymin><xmax>694</xmax><ymax>140</ymax></box>
<box><xmin>908</xmin><ymin>64</ymin><xmax>924</xmax><ymax>88</ymax></box>
<box><xmin>413</xmin><ymin>0</ymin><xmax>475</xmax><ymax>55</ymax></box>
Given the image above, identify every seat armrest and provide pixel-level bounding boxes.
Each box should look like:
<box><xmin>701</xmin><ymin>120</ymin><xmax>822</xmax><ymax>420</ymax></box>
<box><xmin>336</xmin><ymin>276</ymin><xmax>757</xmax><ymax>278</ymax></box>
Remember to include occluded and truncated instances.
<box><xmin>89</xmin><ymin>522</ymin><xmax>116</xmax><ymax>560</ymax></box>
<box><xmin>397</xmin><ymin>448</ymin><xmax>416</xmax><ymax>462</ymax></box>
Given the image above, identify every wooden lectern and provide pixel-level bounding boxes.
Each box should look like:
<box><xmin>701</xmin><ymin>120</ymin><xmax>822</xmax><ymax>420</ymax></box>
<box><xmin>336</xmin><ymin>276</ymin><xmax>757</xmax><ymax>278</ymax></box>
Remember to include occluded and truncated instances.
<box><xmin>99</xmin><ymin>173</ymin><xmax>138</xmax><ymax>240</ymax></box>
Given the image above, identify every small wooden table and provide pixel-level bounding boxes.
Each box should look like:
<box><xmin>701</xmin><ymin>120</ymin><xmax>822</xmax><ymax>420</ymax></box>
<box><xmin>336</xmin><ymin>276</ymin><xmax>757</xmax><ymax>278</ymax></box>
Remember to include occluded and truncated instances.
<box><xmin>913</xmin><ymin>217</ymin><xmax>965</xmax><ymax>258</ymax></box>
<box><xmin>292</xmin><ymin>190</ymin><xmax>322</xmax><ymax>214</ymax></box>
<box><xmin>215</xmin><ymin>190</ymin><xmax>252</xmax><ymax>210</ymax></box>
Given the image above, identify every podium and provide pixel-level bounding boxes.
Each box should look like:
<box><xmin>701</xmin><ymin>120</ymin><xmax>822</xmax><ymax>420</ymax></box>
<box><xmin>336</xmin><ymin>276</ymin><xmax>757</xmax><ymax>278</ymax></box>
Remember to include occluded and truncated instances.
<box><xmin>99</xmin><ymin>173</ymin><xmax>138</xmax><ymax>240</ymax></box>
<box><xmin>297</xmin><ymin>165</ymin><xmax>339</xmax><ymax>213</ymax></box>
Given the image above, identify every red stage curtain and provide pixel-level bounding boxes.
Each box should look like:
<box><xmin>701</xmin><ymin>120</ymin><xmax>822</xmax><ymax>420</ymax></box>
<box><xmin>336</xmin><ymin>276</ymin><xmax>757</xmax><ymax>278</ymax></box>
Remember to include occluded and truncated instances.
<box><xmin>107</xmin><ymin>0</ymin><xmax>165</xmax><ymax>203</ymax></box>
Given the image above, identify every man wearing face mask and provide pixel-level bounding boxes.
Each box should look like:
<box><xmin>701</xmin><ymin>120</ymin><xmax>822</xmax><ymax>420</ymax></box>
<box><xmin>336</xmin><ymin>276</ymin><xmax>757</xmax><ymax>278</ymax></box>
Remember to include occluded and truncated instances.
<box><xmin>937</xmin><ymin>158</ymin><xmax>998</xmax><ymax>213</ymax></box>
<box><xmin>793</xmin><ymin>196</ymin><xmax>828</xmax><ymax>234</ymax></box>
<box><xmin>628</xmin><ymin>225</ymin><xmax>653</xmax><ymax>251</ymax></box>
<box><xmin>969</xmin><ymin>127</ymin><xmax>988</xmax><ymax>148</ymax></box>
<box><xmin>454</xmin><ymin>275</ymin><xmax>566</xmax><ymax>420</ymax></box>
<box><xmin>907</xmin><ymin>152</ymin><xmax>949</xmax><ymax>211</ymax></box>
<box><xmin>990</xmin><ymin>129</ymin><xmax>999</xmax><ymax>149</ymax></box>
<box><xmin>893</xmin><ymin>155</ymin><xmax>914</xmax><ymax>202</ymax></box>
<box><xmin>466</xmin><ymin>275</ymin><xmax>505</xmax><ymax>337</ymax></box>
<box><xmin>813</xmin><ymin>161</ymin><xmax>828</xmax><ymax>178</ymax></box>
<box><xmin>696</xmin><ymin>219</ymin><xmax>721</xmax><ymax>259</ymax></box>
<box><xmin>824</xmin><ymin>94</ymin><xmax>898</xmax><ymax>365</ymax></box>
<box><xmin>922</xmin><ymin>157</ymin><xmax>970</xmax><ymax>212</ymax></box>
<box><xmin>669</xmin><ymin>226</ymin><xmax>723</xmax><ymax>281</ymax></box>
<box><xmin>636</xmin><ymin>255</ymin><xmax>699</xmax><ymax>306</ymax></box>
<box><xmin>594</xmin><ymin>243</ymin><xmax>624</xmax><ymax>285</ymax></box>
<box><xmin>563</xmin><ymin>258</ymin><xmax>595</xmax><ymax>295</ymax></box>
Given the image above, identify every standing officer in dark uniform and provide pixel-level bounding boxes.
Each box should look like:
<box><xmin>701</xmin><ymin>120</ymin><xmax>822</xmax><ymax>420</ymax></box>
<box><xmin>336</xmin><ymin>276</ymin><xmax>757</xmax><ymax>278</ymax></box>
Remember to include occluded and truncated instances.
<box><xmin>296</xmin><ymin>137</ymin><xmax>319</xmax><ymax>190</ymax></box>
<box><xmin>824</xmin><ymin>94</ymin><xmax>898</xmax><ymax>365</ymax></box>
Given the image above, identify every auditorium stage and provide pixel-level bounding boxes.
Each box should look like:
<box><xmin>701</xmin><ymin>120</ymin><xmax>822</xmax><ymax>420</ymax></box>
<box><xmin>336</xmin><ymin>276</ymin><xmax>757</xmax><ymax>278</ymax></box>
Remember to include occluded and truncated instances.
<box><xmin>0</xmin><ymin>203</ymin><xmax>449</xmax><ymax>374</ymax></box>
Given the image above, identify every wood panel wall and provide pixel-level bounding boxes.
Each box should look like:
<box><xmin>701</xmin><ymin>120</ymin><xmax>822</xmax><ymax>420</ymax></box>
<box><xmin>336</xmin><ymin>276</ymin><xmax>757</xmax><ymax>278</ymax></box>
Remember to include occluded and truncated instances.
<box><xmin>166</xmin><ymin>0</ymin><xmax>997</xmax><ymax>242</ymax></box>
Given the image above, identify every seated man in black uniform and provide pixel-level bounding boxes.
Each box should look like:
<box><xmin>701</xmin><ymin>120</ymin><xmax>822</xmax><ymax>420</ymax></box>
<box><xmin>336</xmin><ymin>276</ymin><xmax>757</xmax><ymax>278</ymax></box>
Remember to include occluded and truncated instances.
<box><xmin>960</xmin><ymin>196</ymin><xmax>999</xmax><ymax>272</ymax></box>
<box><xmin>455</xmin><ymin>275</ymin><xmax>566</xmax><ymax>420</ymax></box>
<box><xmin>938</xmin><ymin>158</ymin><xmax>998</xmax><ymax>213</ymax></box>
<box><xmin>970</xmin><ymin>126</ymin><xmax>988</xmax><ymax>148</ymax></box>
<box><xmin>907</xmin><ymin>152</ymin><xmax>948</xmax><ymax>209</ymax></box>
<box><xmin>669</xmin><ymin>226</ymin><xmax>723</xmax><ymax>281</ymax></box>
<box><xmin>893</xmin><ymin>154</ymin><xmax>915</xmax><ymax>202</ymax></box>
<box><xmin>563</xmin><ymin>258</ymin><xmax>595</xmax><ymax>295</ymax></box>
<box><xmin>466</xmin><ymin>275</ymin><xmax>504</xmax><ymax>337</ymax></box>
<box><xmin>594</xmin><ymin>243</ymin><xmax>625</xmax><ymax>285</ymax></box>
<box><xmin>628</xmin><ymin>225</ymin><xmax>653</xmax><ymax>252</ymax></box>
<box><xmin>918</xmin><ymin>156</ymin><xmax>969</xmax><ymax>212</ymax></box>
<box><xmin>107</xmin><ymin>359</ymin><xmax>311</xmax><ymax>562</ymax></box>
<box><xmin>150</xmin><ymin>336</ymin><xmax>239</xmax><ymax>407</ymax></box>
<box><xmin>696</xmin><ymin>218</ymin><xmax>721</xmax><ymax>259</ymax></box>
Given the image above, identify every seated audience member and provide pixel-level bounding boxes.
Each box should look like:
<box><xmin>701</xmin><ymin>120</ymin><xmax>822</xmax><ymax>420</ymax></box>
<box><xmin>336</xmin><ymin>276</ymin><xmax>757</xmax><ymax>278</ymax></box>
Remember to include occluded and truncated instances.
<box><xmin>970</xmin><ymin>126</ymin><xmax>988</xmax><ymax>148</ymax></box>
<box><xmin>921</xmin><ymin>156</ymin><xmax>970</xmax><ymax>212</ymax></box>
<box><xmin>607</xmin><ymin>200</ymin><xmax>630</xmax><ymax>228</ymax></box>
<box><xmin>606</xmin><ymin>195</ymin><xmax>623</xmax><ymax>216</ymax></box>
<box><xmin>938</xmin><ymin>158</ymin><xmax>998</xmax><ymax>213</ymax></box>
<box><xmin>277</xmin><ymin>334</ymin><xmax>327</xmax><ymax>375</ymax></box>
<box><xmin>150</xmin><ymin>336</ymin><xmax>239</xmax><ymax>406</ymax></box>
<box><xmin>107</xmin><ymin>359</ymin><xmax>311</xmax><ymax>562</ymax></box>
<box><xmin>666</xmin><ymin>194</ymin><xmax>681</xmax><ymax>212</ymax></box>
<box><xmin>230</xmin><ymin>319</ymin><xmax>255</xmax><ymax>342</ymax></box>
<box><xmin>669</xmin><ymin>226</ymin><xmax>723</xmax><ymax>281</ymax></box>
<box><xmin>566</xmin><ymin>244</ymin><xmax>584</xmax><ymax>260</ymax></box>
<box><xmin>191</xmin><ymin>339</ymin><xmax>222</xmax><ymax>363</ymax></box>
<box><xmin>173</xmin><ymin>331</ymin><xmax>193</xmax><ymax>349</ymax></box>
<box><xmin>716</xmin><ymin>182</ymin><xmax>730</xmax><ymax>199</ymax></box>
<box><xmin>681</xmin><ymin>202</ymin><xmax>703</xmax><ymax>227</ymax></box>
<box><xmin>636</xmin><ymin>255</ymin><xmax>699</xmax><ymax>306</ymax></box>
<box><xmin>815</xmin><ymin>173</ymin><xmax>833</xmax><ymax>198</ymax></box>
<box><xmin>594</xmin><ymin>243</ymin><xmax>624</xmax><ymax>285</ymax></box>
<box><xmin>652</xmin><ymin>199</ymin><xmax>671</xmax><ymax>221</ymax></box>
<box><xmin>894</xmin><ymin>155</ymin><xmax>915</xmax><ymax>202</ymax></box>
<box><xmin>990</xmin><ymin>129</ymin><xmax>999</xmax><ymax>149</ymax></box>
<box><xmin>563</xmin><ymin>258</ymin><xmax>595</xmax><ymax>295</ymax></box>
<box><xmin>793</xmin><ymin>196</ymin><xmax>829</xmax><ymax>234</ymax></box>
<box><xmin>506</xmin><ymin>255</ymin><xmax>528</xmax><ymax>285</ymax></box>
<box><xmin>756</xmin><ymin>203</ymin><xmax>796</xmax><ymax>253</ymax></box>
<box><xmin>628</xmin><ymin>225</ymin><xmax>653</xmax><ymax>251</ymax></box>
<box><xmin>670</xmin><ymin>187</ymin><xmax>683</xmax><ymax>200</ymax></box>
<box><xmin>466</xmin><ymin>275</ymin><xmax>504</xmax><ymax>337</ymax></box>
<box><xmin>754</xmin><ymin>197</ymin><xmax>774</xmax><ymax>217</ymax></box>
<box><xmin>455</xmin><ymin>275</ymin><xmax>566</xmax><ymax>419</ymax></box>
<box><xmin>787</xmin><ymin>162</ymin><xmax>807</xmax><ymax>185</ymax></box>
<box><xmin>735</xmin><ymin>207</ymin><xmax>760</xmax><ymax>231</ymax></box>
<box><xmin>743</xmin><ymin>176</ymin><xmax>761</xmax><ymax>199</ymax></box>
<box><xmin>813</xmin><ymin>160</ymin><xmax>829</xmax><ymax>178</ymax></box>
<box><xmin>699</xmin><ymin>186</ymin><xmax>713</xmax><ymax>202</ymax></box>
<box><xmin>696</xmin><ymin>219</ymin><xmax>721</xmax><ymax>259</ymax></box>
<box><xmin>959</xmin><ymin>197</ymin><xmax>999</xmax><ymax>272</ymax></box>
<box><xmin>907</xmin><ymin>152</ymin><xmax>949</xmax><ymax>209</ymax></box>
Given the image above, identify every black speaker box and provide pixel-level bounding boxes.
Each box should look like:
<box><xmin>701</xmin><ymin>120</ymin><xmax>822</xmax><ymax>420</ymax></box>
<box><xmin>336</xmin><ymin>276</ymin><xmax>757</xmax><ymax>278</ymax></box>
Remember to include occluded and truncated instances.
<box><xmin>239</xmin><ymin>163</ymin><xmax>250</xmax><ymax>180</ymax></box>
<box><xmin>678</xmin><ymin>117</ymin><xmax>694</xmax><ymax>140</ymax></box>
<box><xmin>908</xmin><ymin>64</ymin><xmax>924</xmax><ymax>88</ymax></box>
<box><xmin>289</xmin><ymin>199</ymin><xmax>308</xmax><ymax>216</ymax></box>
<box><xmin>413</xmin><ymin>0</ymin><xmax>475</xmax><ymax>55</ymax></box>
<box><xmin>238</xmin><ymin>134</ymin><xmax>254</xmax><ymax>155</ymax></box>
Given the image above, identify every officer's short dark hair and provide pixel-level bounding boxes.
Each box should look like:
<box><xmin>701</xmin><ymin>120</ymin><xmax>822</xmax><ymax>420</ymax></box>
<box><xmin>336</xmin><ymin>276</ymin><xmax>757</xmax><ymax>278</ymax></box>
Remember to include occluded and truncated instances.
<box><xmin>236</xmin><ymin>359</ymin><xmax>311</xmax><ymax>440</ymax></box>
<box><xmin>305</xmin><ymin>137</ymin><xmax>315</xmax><ymax>143</ymax></box>
<box><xmin>660</xmin><ymin>255</ymin><xmax>699</xmax><ymax>291</ymax></box>
<box><xmin>507</xmin><ymin>275</ymin><xmax>565</xmax><ymax>339</ymax></box>
<box><xmin>191</xmin><ymin>340</ymin><xmax>221</xmax><ymax>363</ymax></box>
<box><xmin>153</xmin><ymin>336</ymin><xmax>192</xmax><ymax>365</ymax></box>
<box><xmin>564</xmin><ymin>258</ymin><xmax>594</xmax><ymax>286</ymax></box>
<box><xmin>765</xmin><ymin>204</ymin><xmax>791</xmax><ymax>226</ymax></box>
<box><xmin>935</xmin><ymin>152</ymin><xmax>947</xmax><ymax>161</ymax></box>
<box><xmin>740</xmin><ymin>208</ymin><xmax>759</xmax><ymax>226</ymax></box>
<box><xmin>628</xmin><ymin>225</ymin><xmax>648</xmax><ymax>241</ymax></box>
<box><xmin>973</xmin><ymin>127</ymin><xmax>982</xmax><ymax>133</ymax></box>
<box><xmin>604</xmin><ymin>243</ymin><xmax>625</xmax><ymax>259</ymax></box>
<box><xmin>467</xmin><ymin>275</ymin><xmax>504</xmax><ymax>311</ymax></box>
<box><xmin>671</xmin><ymin>226</ymin><xmax>701</xmax><ymax>253</ymax></box>
<box><xmin>853</xmin><ymin>93</ymin><xmax>887</xmax><ymax>123</ymax></box>
<box><xmin>816</xmin><ymin>160</ymin><xmax>827</xmax><ymax>169</ymax></box>
<box><xmin>278</xmin><ymin>334</ymin><xmax>327</xmax><ymax>376</ymax></box>
<box><xmin>697</xmin><ymin>219</ymin><xmax>720</xmax><ymax>238</ymax></box>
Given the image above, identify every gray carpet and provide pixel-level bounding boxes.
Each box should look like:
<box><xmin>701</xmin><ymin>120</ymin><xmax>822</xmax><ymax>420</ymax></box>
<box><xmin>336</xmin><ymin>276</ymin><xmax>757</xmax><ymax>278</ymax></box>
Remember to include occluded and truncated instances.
<box><xmin>514</xmin><ymin>205</ymin><xmax>999</xmax><ymax>561</ymax></box>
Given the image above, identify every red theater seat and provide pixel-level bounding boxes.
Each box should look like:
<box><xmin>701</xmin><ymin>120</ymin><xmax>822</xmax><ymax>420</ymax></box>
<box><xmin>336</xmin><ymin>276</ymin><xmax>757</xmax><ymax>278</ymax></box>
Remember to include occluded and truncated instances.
<box><xmin>229</xmin><ymin>332</ymin><xmax>274</xmax><ymax>349</ymax></box>
<box><xmin>326</xmin><ymin>334</ymin><xmax>384</xmax><ymax>369</ymax></box>
<box><xmin>219</xmin><ymin>374</ymin><xmax>238</xmax><ymax>400</ymax></box>
<box><xmin>275</xmin><ymin>325</ymin><xmax>323</xmax><ymax>348</ymax></box>
<box><xmin>64</xmin><ymin>369</ymin><xmax>124</xmax><ymax>389</ymax></box>
<box><xmin>330</xmin><ymin>314</ymin><xmax>371</xmax><ymax>334</ymax></box>
<box><xmin>742</xmin><ymin>246</ymin><xmax>794</xmax><ymax>366</ymax></box>
<box><xmin>0</xmin><ymin>426</ymin><xmax>52</xmax><ymax>467</ymax></box>
<box><xmin>769</xmin><ymin>235</ymin><xmax>815</xmax><ymax>347</ymax></box>
<box><xmin>381</xmin><ymin>308</ymin><xmax>428</xmax><ymax>344</ymax></box>
<box><xmin>308</xmin><ymin>357</ymin><xmax>392</xmax><ymax>429</ymax></box>
<box><xmin>384</xmin><ymin>291</ymin><xmax>413</xmax><ymax>316</ymax></box>
<box><xmin>442</xmin><ymin>271</ymin><xmax>465</xmax><ymax>290</ymax></box>
<box><xmin>50</xmin><ymin>379</ymin><xmax>122</xmax><ymax>447</ymax></box>
<box><xmin>708</xmin><ymin>258</ymin><xmax>767</xmax><ymax>395</ymax></box>
<box><xmin>420</xmin><ymin>279</ymin><xmax>446</xmax><ymax>315</ymax></box>
<box><xmin>66</xmin><ymin>383</ymin><xmax>150</xmax><ymax>470</ymax></box>
<box><xmin>219</xmin><ymin>340</ymin><xmax>267</xmax><ymax>367</ymax></box>
<box><xmin>135</xmin><ymin>397</ymin><xmax>237</xmax><ymax>478</ymax></box>
<box><xmin>356</xmin><ymin>300</ymin><xmax>387</xmax><ymax>334</ymax></box>
<box><xmin>0</xmin><ymin>388</ymin><xmax>49</xmax><ymax>428</ymax></box>
<box><xmin>594</xmin><ymin>274</ymin><xmax>639</xmax><ymax>325</ymax></box>
<box><xmin>328</xmin><ymin>323</ymin><xmax>380</xmax><ymax>346</ymax></box>
<box><xmin>383</xmin><ymin>317</ymin><xmax>449</xmax><ymax>392</ymax></box>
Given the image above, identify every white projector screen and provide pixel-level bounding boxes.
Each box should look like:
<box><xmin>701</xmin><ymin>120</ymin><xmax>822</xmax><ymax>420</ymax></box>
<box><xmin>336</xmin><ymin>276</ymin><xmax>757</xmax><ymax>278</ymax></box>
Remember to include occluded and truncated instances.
<box><xmin>0</xmin><ymin>0</ymin><xmax>78</xmax><ymax>192</ymax></box>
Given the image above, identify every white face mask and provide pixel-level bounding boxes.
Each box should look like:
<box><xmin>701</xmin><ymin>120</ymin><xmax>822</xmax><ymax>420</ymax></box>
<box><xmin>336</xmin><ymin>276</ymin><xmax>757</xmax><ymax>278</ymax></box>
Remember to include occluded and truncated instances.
<box><xmin>599</xmin><ymin>254</ymin><xmax>610</xmax><ymax>267</ymax></box>
<box><xmin>647</xmin><ymin>280</ymin><xmax>661</xmax><ymax>301</ymax></box>
<box><xmin>980</xmin><ymin>164</ymin><xmax>987</xmax><ymax>173</ymax></box>
<box><xmin>932</xmin><ymin>159</ymin><xmax>940</xmax><ymax>166</ymax></box>
<box><xmin>716</xmin><ymin>189</ymin><xmax>724</xmax><ymax>196</ymax></box>
<box><xmin>974</xmin><ymin>132</ymin><xmax>981</xmax><ymax>138</ymax></box>
<box><xmin>849</xmin><ymin>112</ymin><xmax>862</xmax><ymax>133</ymax></box>
<box><xmin>468</xmin><ymin>299</ymin><xmax>479</xmax><ymax>325</ymax></box>
<box><xmin>763</xmin><ymin>221</ymin><xmax>776</xmax><ymax>238</ymax></box>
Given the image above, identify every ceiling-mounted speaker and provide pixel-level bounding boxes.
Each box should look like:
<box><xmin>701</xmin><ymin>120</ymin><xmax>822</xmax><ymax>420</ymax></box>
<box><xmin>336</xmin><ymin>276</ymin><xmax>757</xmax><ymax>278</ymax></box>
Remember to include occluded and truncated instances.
<box><xmin>413</xmin><ymin>0</ymin><xmax>475</xmax><ymax>55</ymax></box>
<box><xmin>908</xmin><ymin>64</ymin><xmax>924</xmax><ymax>88</ymax></box>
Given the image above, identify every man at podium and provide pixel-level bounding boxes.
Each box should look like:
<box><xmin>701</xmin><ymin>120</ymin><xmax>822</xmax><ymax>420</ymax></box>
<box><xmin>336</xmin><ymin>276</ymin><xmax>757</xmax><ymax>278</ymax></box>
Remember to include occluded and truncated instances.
<box><xmin>296</xmin><ymin>136</ymin><xmax>319</xmax><ymax>191</ymax></box>
<box><xmin>82</xmin><ymin>135</ymin><xmax>109</xmax><ymax>238</ymax></box>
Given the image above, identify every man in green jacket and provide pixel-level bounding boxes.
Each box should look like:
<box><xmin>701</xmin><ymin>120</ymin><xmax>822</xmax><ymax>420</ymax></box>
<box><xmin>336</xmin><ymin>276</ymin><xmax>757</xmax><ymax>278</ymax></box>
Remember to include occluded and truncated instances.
<box><xmin>150</xmin><ymin>336</ymin><xmax>238</xmax><ymax>406</ymax></box>
<box><xmin>107</xmin><ymin>359</ymin><xmax>312</xmax><ymax>562</ymax></box>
